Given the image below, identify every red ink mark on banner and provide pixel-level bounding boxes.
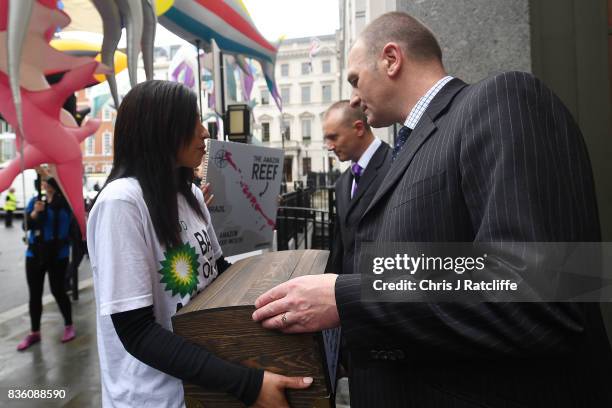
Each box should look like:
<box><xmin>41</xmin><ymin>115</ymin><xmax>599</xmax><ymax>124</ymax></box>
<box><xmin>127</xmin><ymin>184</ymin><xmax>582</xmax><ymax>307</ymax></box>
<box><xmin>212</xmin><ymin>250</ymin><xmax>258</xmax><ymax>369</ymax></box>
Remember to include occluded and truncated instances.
<box><xmin>224</xmin><ymin>151</ymin><xmax>240</xmax><ymax>173</ymax></box>
<box><xmin>240</xmin><ymin>181</ymin><xmax>276</xmax><ymax>228</ymax></box>
<box><xmin>223</xmin><ymin>150</ymin><xmax>275</xmax><ymax>229</ymax></box>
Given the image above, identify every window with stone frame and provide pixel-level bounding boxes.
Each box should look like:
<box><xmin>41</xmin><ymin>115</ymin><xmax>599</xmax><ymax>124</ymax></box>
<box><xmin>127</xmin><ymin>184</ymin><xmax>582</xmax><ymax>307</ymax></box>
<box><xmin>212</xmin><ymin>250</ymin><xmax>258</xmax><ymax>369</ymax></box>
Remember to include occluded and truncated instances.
<box><xmin>261</xmin><ymin>122</ymin><xmax>270</xmax><ymax>142</ymax></box>
<box><xmin>322</xmin><ymin>84</ymin><xmax>332</xmax><ymax>103</ymax></box>
<box><xmin>301</xmin><ymin>85</ymin><xmax>311</xmax><ymax>104</ymax></box>
<box><xmin>102</xmin><ymin>131</ymin><xmax>113</xmax><ymax>155</ymax></box>
<box><xmin>281</xmin><ymin>87</ymin><xmax>291</xmax><ymax>105</ymax></box>
<box><xmin>302</xmin><ymin>157</ymin><xmax>312</xmax><ymax>175</ymax></box>
<box><xmin>85</xmin><ymin>136</ymin><xmax>95</xmax><ymax>156</ymax></box>
<box><xmin>322</xmin><ymin>59</ymin><xmax>331</xmax><ymax>73</ymax></box>
<box><xmin>282</xmin><ymin>120</ymin><xmax>291</xmax><ymax>140</ymax></box>
<box><xmin>301</xmin><ymin>118</ymin><xmax>312</xmax><ymax>142</ymax></box>
<box><xmin>281</xmin><ymin>63</ymin><xmax>289</xmax><ymax>77</ymax></box>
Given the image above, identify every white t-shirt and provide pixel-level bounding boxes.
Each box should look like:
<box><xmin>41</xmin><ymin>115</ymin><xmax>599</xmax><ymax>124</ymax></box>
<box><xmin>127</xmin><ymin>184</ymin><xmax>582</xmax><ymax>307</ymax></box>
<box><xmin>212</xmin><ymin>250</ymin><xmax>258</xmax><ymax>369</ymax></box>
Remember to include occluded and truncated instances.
<box><xmin>87</xmin><ymin>178</ymin><xmax>222</xmax><ymax>408</ymax></box>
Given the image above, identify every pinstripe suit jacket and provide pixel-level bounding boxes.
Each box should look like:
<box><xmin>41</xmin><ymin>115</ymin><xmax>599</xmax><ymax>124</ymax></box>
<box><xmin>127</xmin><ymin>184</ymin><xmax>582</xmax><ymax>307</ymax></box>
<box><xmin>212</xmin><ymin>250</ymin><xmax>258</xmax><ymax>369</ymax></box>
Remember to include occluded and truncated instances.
<box><xmin>335</xmin><ymin>72</ymin><xmax>612</xmax><ymax>407</ymax></box>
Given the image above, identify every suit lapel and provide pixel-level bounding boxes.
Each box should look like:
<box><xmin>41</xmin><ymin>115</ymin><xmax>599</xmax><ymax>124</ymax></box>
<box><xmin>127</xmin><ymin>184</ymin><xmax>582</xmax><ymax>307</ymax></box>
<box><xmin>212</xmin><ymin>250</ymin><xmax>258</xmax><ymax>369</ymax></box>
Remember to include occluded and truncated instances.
<box><xmin>362</xmin><ymin>78</ymin><xmax>468</xmax><ymax>220</ymax></box>
<box><xmin>336</xmin><ymin>170</ymin><xmax>352</xmax><ymax>222</ymax></box>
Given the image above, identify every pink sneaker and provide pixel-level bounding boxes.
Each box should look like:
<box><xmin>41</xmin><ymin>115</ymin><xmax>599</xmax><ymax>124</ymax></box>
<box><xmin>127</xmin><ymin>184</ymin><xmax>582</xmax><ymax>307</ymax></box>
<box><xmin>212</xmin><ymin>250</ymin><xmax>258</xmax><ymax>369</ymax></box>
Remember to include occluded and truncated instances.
<box><xmin>17</xmin><ymin>332</ymin><xmax>41</xmax><ymax>351</ymax></box>
<box><xmin>61</xmin><ymin>325</ymin><xmax>75</xmax><ymax>343</ymax></box>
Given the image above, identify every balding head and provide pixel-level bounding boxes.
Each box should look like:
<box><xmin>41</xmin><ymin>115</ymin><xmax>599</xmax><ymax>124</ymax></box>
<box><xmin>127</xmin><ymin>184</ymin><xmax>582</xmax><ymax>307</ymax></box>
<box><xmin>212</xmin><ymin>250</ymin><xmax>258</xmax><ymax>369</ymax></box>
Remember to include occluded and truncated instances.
<box><xmin>323</xmin><ymin>100</ymin><xmax>371</xmax><ymax>132</ymax></box>
<box><xmin>360</xmin><ymin>12</ymin><xmax>442</xmax><ymax>63</ymax></box>
<box><xmin>347</xmin><ymin>12</ymin><xmax>447</xmax><ymax>127</ymax></box>
<box><xmin>323</xmin><ymin>100</ymin><xmax>374</xmax><ymax>162</ymax></box>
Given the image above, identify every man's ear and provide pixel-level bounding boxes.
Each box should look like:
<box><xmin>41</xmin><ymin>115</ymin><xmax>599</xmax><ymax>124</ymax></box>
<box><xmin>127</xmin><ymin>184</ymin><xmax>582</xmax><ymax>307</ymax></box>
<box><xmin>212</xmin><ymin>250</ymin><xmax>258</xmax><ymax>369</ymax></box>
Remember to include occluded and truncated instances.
<box><xmin>353</xmin><ymin>120</ymin><xmax>366</xmax><ymax>136</ymax></box>
<box><xmin>381</xmin><ymin>42</ymin><xmax>402</xmax><ymax>78</ymax></box>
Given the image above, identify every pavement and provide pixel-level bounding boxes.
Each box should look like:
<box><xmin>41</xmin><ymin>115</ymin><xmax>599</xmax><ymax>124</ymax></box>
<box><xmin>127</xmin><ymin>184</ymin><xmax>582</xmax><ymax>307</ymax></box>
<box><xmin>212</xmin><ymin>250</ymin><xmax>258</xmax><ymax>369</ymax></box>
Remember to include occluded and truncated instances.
<box><xmin>0</xmin><ymin>285</ymin><xmax>101</xmax><ymax>408</ymax></box>
<box><xmin>0</xmin><ymin>224</ymin><xmax>350</xmax><ymax>407</ymax></box>
<box><xmin>0</xmin><ymin>223</ymin><xmax>100</xmax><ymax>407</ymax></box>
<box><xmin>0</xmin><ymin>225</ymin><xmax>93</xmax><ymax>312</ymax></box>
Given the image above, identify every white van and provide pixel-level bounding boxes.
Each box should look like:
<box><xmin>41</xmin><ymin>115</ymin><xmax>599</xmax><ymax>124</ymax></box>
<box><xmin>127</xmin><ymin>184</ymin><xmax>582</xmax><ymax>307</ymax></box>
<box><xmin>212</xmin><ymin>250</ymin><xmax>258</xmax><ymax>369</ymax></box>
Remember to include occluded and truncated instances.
<box><xmin>0</xmin><ymin>162</ymin><xmax>37</xmax><ymax>213</ymax></box>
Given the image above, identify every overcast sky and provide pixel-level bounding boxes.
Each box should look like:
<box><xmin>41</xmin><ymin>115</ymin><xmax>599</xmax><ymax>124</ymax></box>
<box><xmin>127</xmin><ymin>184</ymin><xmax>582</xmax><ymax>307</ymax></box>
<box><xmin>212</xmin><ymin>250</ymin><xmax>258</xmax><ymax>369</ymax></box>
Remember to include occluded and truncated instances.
<box><xmin>242</xmin><ymin>0</ymin><xmax>339</xmax><ymax>41</ymax></box>
<box><xmin>153</xmin><ymin>0</ymin><xmax>339</xmax><ymax>45</ymax></box>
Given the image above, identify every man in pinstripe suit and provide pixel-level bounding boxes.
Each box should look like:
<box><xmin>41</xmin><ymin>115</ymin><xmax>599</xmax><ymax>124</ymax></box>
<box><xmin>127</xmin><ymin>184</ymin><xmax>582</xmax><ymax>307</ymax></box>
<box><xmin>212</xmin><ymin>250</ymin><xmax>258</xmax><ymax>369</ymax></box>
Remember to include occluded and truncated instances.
<box><xmin>253</xmin><ymin>11</ymin><xmax>612</xmax><ymax>407</ymax></box>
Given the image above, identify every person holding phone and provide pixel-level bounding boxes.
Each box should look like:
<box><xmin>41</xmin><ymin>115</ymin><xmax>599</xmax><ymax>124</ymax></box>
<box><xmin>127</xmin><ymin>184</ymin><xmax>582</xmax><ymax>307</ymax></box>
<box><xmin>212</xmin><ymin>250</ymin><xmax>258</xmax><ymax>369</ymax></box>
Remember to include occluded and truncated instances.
<box><xmin>17</xmin><ymin>177</ymin><xmax>75</xmax><ymax>351</ymax></box>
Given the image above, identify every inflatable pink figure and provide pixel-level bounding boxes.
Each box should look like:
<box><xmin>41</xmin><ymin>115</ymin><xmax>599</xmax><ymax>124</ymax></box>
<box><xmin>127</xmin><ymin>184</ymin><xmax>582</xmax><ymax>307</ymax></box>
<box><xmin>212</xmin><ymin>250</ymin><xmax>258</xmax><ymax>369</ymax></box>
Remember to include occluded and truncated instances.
<box><xmin>0</xmin><ymin>0</ymin><xmax>106</xmax><ymax>236</ymax></box>
<box><xmin>0</xmin><ymin>62</ymin><xmax>100</xmax><ymax>235</ymax></box>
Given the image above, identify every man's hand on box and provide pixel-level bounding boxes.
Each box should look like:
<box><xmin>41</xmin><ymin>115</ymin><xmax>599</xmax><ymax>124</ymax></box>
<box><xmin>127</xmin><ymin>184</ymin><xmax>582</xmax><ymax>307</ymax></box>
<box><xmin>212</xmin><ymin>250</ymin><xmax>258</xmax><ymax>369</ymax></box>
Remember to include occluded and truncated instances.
<box><xmin>252</xmin><ymin>274</ymin><xmax>340</xmax><ymax>333</ymax></box>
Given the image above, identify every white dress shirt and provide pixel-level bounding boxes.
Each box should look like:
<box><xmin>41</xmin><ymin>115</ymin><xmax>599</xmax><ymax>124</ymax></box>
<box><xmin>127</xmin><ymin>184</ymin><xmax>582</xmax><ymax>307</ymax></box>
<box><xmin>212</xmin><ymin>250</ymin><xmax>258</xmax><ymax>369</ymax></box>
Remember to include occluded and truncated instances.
<box><xmin>351</xmin><ymin>137</ymin><xmax>382</xmax><ymax>198</ymax></box>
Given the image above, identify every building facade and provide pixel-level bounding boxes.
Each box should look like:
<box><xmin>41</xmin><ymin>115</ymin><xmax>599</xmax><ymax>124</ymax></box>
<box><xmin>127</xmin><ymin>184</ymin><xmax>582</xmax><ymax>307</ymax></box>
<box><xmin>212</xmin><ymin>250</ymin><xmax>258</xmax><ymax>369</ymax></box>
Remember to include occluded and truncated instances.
<box><xmin>78</xmin><ymin>88</ymin><xmax>114</xmax><ymax>178</ymax></box>
<box><xmin>251</xmin><ymin>35</ymin><xmax>340</xmax><ymax>184</ymax></box>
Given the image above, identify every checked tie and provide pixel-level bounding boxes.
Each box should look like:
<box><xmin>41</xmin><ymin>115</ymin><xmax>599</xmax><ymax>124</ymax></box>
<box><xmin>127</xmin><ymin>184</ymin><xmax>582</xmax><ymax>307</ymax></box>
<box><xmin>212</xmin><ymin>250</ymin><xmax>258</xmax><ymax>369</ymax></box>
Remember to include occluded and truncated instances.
<box><xmin>350</xmin><ymin>162</ymin><xmax>363</xmax><ymax>198</ymax></box>
<box><xmin>391</xmin><ymin>126</ymin><xmax>412</xmax><ymax>162</ymax></box>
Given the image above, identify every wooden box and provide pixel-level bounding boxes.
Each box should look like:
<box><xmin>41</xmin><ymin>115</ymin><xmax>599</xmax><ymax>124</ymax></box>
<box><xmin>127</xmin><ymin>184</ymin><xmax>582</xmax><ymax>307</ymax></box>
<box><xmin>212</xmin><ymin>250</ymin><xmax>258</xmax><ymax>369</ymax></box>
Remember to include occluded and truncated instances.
<box><xmin>172</xmin><ymin>249</ymin><xmax>339</xmax><ymax>408</ymax></box>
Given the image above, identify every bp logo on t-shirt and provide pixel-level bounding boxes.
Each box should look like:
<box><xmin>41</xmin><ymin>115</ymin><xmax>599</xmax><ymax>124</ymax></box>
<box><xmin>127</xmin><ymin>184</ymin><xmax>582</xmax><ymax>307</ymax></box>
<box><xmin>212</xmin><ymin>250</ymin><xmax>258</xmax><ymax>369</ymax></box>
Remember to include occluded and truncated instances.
<box><xmin>158</xmin><ymin>243</ymin><xmax>201</xmax><ymax>297</ymax></box>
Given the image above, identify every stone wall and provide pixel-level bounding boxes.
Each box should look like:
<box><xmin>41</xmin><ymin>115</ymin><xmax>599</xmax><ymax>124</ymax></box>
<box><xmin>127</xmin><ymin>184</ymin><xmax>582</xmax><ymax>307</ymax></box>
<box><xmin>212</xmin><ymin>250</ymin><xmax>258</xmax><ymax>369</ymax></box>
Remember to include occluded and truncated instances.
<box><xmin>396</xmin><ymin>0</ymin><xmax>531</xmax><ymax>83</ymax></box>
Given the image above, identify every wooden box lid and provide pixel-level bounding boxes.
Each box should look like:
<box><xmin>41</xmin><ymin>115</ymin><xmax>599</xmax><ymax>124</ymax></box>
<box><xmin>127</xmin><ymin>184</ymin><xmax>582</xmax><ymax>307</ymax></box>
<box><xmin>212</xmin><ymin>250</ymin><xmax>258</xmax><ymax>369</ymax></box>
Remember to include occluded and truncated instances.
<box><xmin>177</xmin><ymin>249</ymin><xmax>330</xmax><ymax>313</ymax></box>
<box><xmin>172</xmin><ymin>249</ymin><xmax>338</xmax><ymax>408</ymax></box>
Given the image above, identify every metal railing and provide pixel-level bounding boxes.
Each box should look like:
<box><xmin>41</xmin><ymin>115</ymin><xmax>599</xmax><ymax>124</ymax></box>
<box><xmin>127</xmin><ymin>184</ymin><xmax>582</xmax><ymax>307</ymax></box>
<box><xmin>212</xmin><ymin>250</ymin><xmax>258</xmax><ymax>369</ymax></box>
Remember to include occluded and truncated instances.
<box><xmin>276</xmin><ymin>186</ymin><xmax>336</xmax><ymax>251</ymax></box>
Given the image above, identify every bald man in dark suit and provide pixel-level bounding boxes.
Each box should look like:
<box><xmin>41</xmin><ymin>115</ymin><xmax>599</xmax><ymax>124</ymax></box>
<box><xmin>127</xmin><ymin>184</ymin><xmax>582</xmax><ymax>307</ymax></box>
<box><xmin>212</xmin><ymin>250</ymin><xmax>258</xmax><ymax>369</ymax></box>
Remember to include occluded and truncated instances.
<box><xmin>323</xmin><ymin>100</ymin><xmax>391</xmax><ymax>276</ymax></box>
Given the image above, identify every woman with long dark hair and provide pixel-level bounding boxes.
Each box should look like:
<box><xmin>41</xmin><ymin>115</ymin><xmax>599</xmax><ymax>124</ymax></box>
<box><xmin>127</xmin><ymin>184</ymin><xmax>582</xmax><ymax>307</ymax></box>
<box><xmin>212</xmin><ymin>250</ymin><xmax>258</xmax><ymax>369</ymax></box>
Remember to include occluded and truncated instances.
<box><xmin>87</xmin><ymin>80</ymin><xmax>311</xmax><ymax>407</ymax></box>
<box><xmin>17</xmin><ymin>177</ymin><xmax>75</xmax><ymax>350</ymax></box>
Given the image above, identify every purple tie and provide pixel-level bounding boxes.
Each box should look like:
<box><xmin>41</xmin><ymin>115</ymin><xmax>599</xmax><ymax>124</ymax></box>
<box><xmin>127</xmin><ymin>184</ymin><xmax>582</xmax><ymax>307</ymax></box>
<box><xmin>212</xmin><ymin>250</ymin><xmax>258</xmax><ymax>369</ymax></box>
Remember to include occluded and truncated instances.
<box><xmin>351</xmin><ymin>163</ymin><xmax>363</xmax><ymax>198</ymax></box>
